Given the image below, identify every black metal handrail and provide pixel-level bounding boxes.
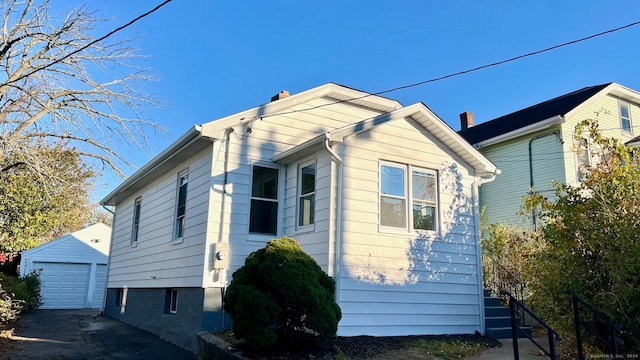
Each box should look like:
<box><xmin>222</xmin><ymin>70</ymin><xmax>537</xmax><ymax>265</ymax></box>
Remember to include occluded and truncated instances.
<box><xmin>501</xmin><ymin>290</ymin><xmax>562</xmax><ymax>360</ymax></box>
<box><xmin>483</xmin><ymin>253</ymin><xmax>529</xmax><ymax>322</ymax></box>
<box><xmin>566</xmin><ymin>290</ymin><xmax>623</xmax><ymax>359</ymax></box>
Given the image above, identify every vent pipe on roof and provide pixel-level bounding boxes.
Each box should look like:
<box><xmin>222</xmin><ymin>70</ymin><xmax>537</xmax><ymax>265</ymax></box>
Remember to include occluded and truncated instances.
<box><xmin>271</xmin><ymin>90</ymin><xmax>290</xmax><ymax>102</ymax></box>
<box><xmin>460</xmin><ymin>111</ymin><xmax>474</xmax><ymax>130</ymax></box>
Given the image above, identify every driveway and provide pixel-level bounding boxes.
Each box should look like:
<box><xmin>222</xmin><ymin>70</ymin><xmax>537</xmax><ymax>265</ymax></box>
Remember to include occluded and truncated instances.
<box><xmin>1</xmin><ymin>309</ymin><xmax>196</xmax><ymax>360</ymax></box>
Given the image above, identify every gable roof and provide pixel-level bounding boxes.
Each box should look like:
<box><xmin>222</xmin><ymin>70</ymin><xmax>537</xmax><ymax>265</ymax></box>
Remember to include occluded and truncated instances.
<box><xmin>101</xmin><ymin>83</ymin><xmax>402</xmax><ymax>206</ymax></box>
<box><xmin>21</xmin><ymin>223</ymin><xmax>112</xmax><ymax>257</ymax></box>
<box><xmin>458</xmin><ymin>83</ymin><xmax>612</xmax><ymax>146</ymax></box>
<box><xmin>274</xmin><ymin>102</ymin><xmax>498</xmax><ymax>176</ymax></box>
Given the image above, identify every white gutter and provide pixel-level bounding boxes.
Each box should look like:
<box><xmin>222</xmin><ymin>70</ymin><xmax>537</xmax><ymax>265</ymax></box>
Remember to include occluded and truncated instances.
<box><xmin>100</xmin><ymin>126</ymin><xmax>204</xmax><ymax>205</ymax></box>
<box><xmin>475</xmin><ymin>115</ymin><xmax>564</xmax><ymax>149</ymax></box>
<box><xmin>324</xmin><ymin>133</ymin><xmax>343</xmax><ymax>304</ymax></box>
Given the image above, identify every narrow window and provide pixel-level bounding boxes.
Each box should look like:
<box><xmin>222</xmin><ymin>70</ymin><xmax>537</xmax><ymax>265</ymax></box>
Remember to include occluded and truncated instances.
<box><xmin>619</xmin><ymin>101</ymin><xmax>632</xmax><ymax>134</ymax></box>
<box><xmin>249</xmin><ymin>165</ymin><xmax>279</xmax><ymax>235</ymax></box>
<box><xmin>575</xmin><ymin>138</ymin><xmax>590</xmax><ymax>181</ymax></box>
<box><xmin>131</xmin><ymin>197</ymin><xmax>142</xmax><ymax>244</ymax></box>
<box><xmin>170</xmin><ymin>289</ymin><xmax>178</xmax><ymax>313</ymax></box>
<box><xmin>115</xmin><ymin>288</ymin><xmax>124</xmax><ymax>307</ymax></box>
<box><xmin>298</xmin><ymin>162</ymin><xmax>316</xmax><ymax>227</ymax></box>
<box><xmin>174</xmin><ymin>170</ymin><xmax>188</xmax><ymax>241</ymax></box>
<box><xmin>165</xmin><ymin>289</ymin><xmax>178</xmax><ymax>314</ymax></box>
<box><xmin>380</xmin><ymin>163</ymin><xmax>407</xmax><ymax>228</ymax></box>
<box><xmin>412</xmin><ymin>169</ymin><xmax>437</xmax><ymax>231</ymax></box>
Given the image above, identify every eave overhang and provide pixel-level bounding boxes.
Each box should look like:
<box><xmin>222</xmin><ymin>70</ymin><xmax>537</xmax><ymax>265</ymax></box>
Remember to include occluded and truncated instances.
<box><xmin>100</xmin><ymin>126</ymin><xmax>215</xmax><ymax>206</ymax></box>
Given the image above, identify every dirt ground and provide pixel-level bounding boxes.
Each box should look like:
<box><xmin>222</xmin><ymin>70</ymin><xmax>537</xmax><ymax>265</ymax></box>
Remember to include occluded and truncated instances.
<box><xmin>217</xmin><ymin>331</ymin><xmax>500</xmax><ymax>360</ymax></box>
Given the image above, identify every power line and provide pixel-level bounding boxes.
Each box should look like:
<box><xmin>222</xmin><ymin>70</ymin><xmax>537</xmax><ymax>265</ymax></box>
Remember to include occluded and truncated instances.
<box><xmin>259</xmin><ymin>20</ymin><xmax>640</xmax><ymax>120</ymax></box>
<box><xmin>0</xmin><ymin>0</ymin><xmax>173</xmax><ymax>90</ymax></box>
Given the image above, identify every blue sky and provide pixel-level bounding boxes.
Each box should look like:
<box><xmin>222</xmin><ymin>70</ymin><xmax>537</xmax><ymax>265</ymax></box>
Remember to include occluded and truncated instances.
<box><xmin>71</xmin><ymin>1</ymin><xmax>640</xmax><ymax>200</ymax></box>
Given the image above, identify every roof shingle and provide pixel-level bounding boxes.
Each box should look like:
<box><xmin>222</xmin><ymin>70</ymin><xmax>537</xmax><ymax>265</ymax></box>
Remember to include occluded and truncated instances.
<box><xmin>458</xmin><ymin>83</ymin><xmax>611</xmax><ymax>144</ymax></box>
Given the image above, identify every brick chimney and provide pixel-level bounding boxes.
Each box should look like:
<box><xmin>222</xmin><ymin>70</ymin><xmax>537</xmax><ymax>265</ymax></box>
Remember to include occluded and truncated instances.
<box><xmin>270</xmin><ymin>90</ymin><xmax>290</xmax><ymax>102</ymax></box>
<box><xmin>459</xmin><ymin>111</ymin><xmax>474</xmax><ymax>130</ymax></box>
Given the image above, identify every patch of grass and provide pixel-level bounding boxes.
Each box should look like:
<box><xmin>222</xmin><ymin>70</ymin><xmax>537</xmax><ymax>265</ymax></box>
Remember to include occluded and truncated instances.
<box><xmin>412</xmin><ymin>337</ymin><xmax>491</xmax><ymax>360</ymax></box>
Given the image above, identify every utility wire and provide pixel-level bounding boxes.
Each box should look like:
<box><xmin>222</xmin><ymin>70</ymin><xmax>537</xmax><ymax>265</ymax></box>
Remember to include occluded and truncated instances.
<box><xmin>259</xmin><ymin>20</ymin><xmax>640</xmax><ymax>120</ymax></box>
<box><xmin>0</xmin><ymin>0</ymin><xmax>173</xmax><ymax>90</ymax></box>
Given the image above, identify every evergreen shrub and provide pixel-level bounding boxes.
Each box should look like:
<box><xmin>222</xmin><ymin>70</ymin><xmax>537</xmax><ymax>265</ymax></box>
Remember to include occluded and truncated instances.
<box><xmin>224</xmin><ymin>237</ymin><xmax>341</xmax><ymax>350</ymax></box>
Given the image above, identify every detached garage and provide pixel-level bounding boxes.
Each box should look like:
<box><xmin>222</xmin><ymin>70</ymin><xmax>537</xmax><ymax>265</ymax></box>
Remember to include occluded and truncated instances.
<box><xmin>19</xmin><ymin>223</ymin><xmax>111</xmax><ymax>309</ymax></box>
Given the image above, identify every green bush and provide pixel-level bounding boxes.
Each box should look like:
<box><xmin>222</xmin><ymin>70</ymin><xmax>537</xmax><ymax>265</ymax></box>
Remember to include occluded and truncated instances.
<box><xmin>0</xmin><ymin>271</ymin><xmax>42</xmax><ymax>312</ymax></box>
<box><xmin>0</xmin><ymin>286</ymin><xmax>20</xmax><ymax>329</ymax></box>
<box><xmin>224</xmin><ymin>237</ymin><xmax>342</xmax><ymax>350</ymax></box>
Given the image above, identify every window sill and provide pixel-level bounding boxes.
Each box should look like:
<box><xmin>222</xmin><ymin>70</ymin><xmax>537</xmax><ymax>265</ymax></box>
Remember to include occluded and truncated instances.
<box><xmin>172</xmin><ymin>238</ymin><xmax>184</xmax><ymax>245</ymax></box>
<box><xmin>378</xmin><ymin>226</ymin><xmax>438</xmax><ymax>236</ymax></box>
<box><xmin>130</xmin><ymin>242</ymin><xmax>138</xmax><ymax>248</ymax></box>
<box><xmin>295</xmin><ymin>224</ymin><xmax>315</xmax><ymax>234</ymax></box>
<box><xmin>247</xmin><ymin>233</ymin><xmax>277</xmax><ymax>242</ymax></box>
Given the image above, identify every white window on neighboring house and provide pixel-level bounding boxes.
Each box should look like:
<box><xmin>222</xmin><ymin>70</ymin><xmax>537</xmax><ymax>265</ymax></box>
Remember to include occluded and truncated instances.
<box><xmin>298</xmin><ymin>161</ymin><xmax>316</xmax><ymax>228</ymax></box>
<box><xmin>174</xmin><ymin>169</ymin><xmax>188</xmax><ymax>241</ymax></box>
<box><xmin>619</xmin><ymin>100</ymin><xmax>632</xmax><ymax>135</ymax></box>
<box><xmin>575</xmin><ymin>138</ymin><xmax>591</xmax><ymax>181</ymax></box>
<box><xmin>131</xmin><ymin>197</ymin><xmax>142</xmax><ymax>245</ymax></box>
<box><xmin>379</xmin><ymin>162</ymin><xmax>438</xmax><ymax>232</ymax></box>
<box><xmin>249</xmin><ymin>165</ymin><xmax>279</xmax><ymax>235</ymax></box>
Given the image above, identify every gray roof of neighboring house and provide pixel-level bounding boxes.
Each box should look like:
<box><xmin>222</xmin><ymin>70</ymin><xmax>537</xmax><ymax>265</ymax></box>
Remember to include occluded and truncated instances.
<box><xmin>458</xmin><ymin>83</ymin><xmax>612</xmax><ymax>145</ymax></box>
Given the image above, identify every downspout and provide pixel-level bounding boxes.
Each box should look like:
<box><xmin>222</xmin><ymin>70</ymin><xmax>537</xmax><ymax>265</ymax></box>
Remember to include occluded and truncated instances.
<box><xmin>217</xmin><ymin>127</ymin><xmax>233</xmax><ymax>330</ymax></box>
<box><xmin>324</xmin><ymin>134</ymin><xmax>343</xmax><ymax>304</ymax></box>
<box><xmin>528</xmin><ymin>130</ymin><xmax>561</xmax><ymax>229</ymax></box>
<box><xmin>473</xmin><ymin>169</ymin><xmax>500</xmax><ymax>335</ymax></box>
<box><xmin>100</xmin><ymin>204</ymin><xmax>115</xmax><ymax>314</ymax></box>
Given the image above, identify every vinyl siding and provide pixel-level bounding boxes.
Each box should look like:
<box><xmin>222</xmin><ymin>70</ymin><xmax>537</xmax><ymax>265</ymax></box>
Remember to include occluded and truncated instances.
<box><xmin>334</xmin><ymin>116</ymin><xmax>483</xmax><ymax>336</ymax></box>
<box><xmin>478</xmin><ymin>126</ymin><xmax>564</xmax><ymax>228</ymax></box>
<box><xmin>108</xmin><ymin>147</ymin><xmax>213</xmax><ymax>288</ymax></box>
<box><xmin>562</xmin><ymin>94</ymin><xmax>640</xmax><ymax>184</ymax></box>
<box><xmin>203</xmin><ymin>98</ymin><xmax>386</xmax><ymax>286</ymax></box>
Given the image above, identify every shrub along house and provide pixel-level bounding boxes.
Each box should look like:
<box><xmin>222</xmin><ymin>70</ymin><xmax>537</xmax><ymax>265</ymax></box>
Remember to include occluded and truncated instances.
<box><xmin>458</xmin><ymin>82</ymin><xmax>640</xmax><ymax>228</ymax></box>
<box><xmin>100</xmin><ymin>83</ymin><xmax>498</xmax><ymax>352</ymax></box>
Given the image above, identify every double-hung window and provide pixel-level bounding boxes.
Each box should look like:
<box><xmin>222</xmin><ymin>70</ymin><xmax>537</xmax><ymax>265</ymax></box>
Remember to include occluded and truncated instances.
<box><xmin>298</xmin><ymin>161</ymin><xmax>316</xmax><ymax>228</ymax></box>
<box><xmin>380</xmin><ymin>162</ymin><xmax>438</xmax><ymax>232</ymax></box>
<box><xmin>131</xmin><ymin>197</ymin><xmax>142</xmax><ymax>245</ymax></box>
<box><xmin>174</xmin><ymin>169</ymin><xmax>188</xmax><ymax>241</ymax></box>
<box><xmin>249</xmin><ymin>165</ymin><xmax>279</xmax><ymax>235</ymax></box>
<box><xmin>619</xmin><ymin>100</ymin><xmax>632</xmax><ymax>135</ymax></box>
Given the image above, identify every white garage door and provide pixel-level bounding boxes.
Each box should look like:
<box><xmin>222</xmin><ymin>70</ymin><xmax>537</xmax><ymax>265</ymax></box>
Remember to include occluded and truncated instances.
<box><xmin>35</xmin><ymin>262</ymin><xmax>90</xmax><ymax>309</ymax></box>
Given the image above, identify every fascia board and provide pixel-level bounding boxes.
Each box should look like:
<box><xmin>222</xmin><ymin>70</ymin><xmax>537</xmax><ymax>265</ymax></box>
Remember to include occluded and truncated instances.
<box><xmin>476</xmin><ymin>115</ymin><xmax>565</xmax><ymax>148</ymax></box>
<box><xmin>271</xmin><ymin>133</ymin><xmax>327</xmax><ymax>163</ymax></box>
<box><xmin>201</xmin><ymin>83</ymin><xmax>401</xmax><ymax>135</ymax></box>
<box><xmin>330</xmin><ymin>103</ymin><xmax>498</xmax><ymax>175</ymax></box>
<box><xmin>100</xmin><ymin>126</ymin><xmax>203</xmax><ymax>206</ymax></box>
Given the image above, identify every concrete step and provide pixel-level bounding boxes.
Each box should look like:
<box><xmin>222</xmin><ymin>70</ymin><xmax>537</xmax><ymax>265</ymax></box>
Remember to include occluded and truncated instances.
<box><xmin>484</xmin><ymin>297</ymin><xmax>502</xmax><ymax>307</ymax></box>
<box><xmin>486</xmin><ymin>316</ymin><xmax>522</xmax><ymax>329</ymax></box>
<box><xmin>485</xmin><ymin>306</ymin><xmax>511</xmax><ymax>318</ymax></box>
<box><xmin>485</xmin><ymin>326</ymin><xmax>532</xmax><ymax>339</ymax></box>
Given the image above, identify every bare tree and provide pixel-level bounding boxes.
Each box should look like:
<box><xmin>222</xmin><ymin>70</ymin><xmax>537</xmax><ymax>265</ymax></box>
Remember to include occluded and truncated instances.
<box><xmin>0</xmin><ymin>0</ymin><xmax>162</xmax><ymax>178</ymax></box>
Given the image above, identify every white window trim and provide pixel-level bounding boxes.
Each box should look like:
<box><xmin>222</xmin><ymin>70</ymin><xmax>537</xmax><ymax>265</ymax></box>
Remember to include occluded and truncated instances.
<box><xmin>296</xmin><ymin>159</ymin><xmax>317</xmax><ymax>233</ymax></box>
<box><xmin>378</xmin><ymin>161</ymin><xmax>439</xmax><ymax>234</ymax></box>
<box><xmin>131</xmin><ymin>196</ymin><xmax>142</xmax><ymax>247</ymax></box>
<box><xmin>619</xmin><ymin>100</ymin><xmax>633</xmax><ymax>135</ymax></box>
<box><xmin>575</xmin><ymin>138</ymin><xmax>591</xmax><ymax>182</ymax></box>
<box><xmin>169</xmin><ymin>289</ymin><xmax>178</xmax><ymax>314</ymax></box>
<box><xmin>247</xmin><ymin>162</ymin><xmax>284</xmax><ymax>242</ymax></box>
<box><xmin>173</xmin><ymin>168</ymin><xmax>189</xmax><ymax>243</ymax></box>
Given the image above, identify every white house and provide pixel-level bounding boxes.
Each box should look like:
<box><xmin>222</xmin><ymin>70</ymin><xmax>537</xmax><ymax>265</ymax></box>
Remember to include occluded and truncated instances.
<box><xmin>100</xmin><ymin>83</ymin><xmax>498</xmax><ymax>352</ymax></box>
<box><xmin>19</xmin><ymin>223</ymin><xmax>111</xmax><ymax>309</ymax></box>
<box><xmin>458</xmin><ymin>82</ymin><xmax>640</xmax><ymax>228</ymax></box>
